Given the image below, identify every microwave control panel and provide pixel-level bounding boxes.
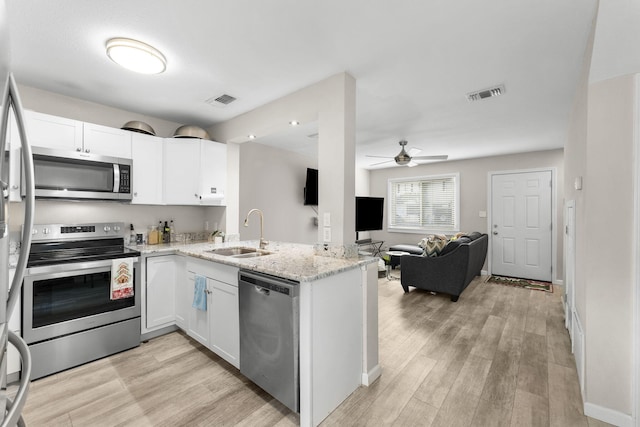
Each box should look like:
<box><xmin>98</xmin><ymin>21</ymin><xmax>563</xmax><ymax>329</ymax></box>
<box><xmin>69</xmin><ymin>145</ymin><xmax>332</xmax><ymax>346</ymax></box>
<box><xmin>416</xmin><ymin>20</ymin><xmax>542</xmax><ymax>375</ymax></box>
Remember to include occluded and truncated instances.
<box><xmin>119</xmin><ymin>165</ymin><xmax>131</xmax><ymax>193</ymax></box>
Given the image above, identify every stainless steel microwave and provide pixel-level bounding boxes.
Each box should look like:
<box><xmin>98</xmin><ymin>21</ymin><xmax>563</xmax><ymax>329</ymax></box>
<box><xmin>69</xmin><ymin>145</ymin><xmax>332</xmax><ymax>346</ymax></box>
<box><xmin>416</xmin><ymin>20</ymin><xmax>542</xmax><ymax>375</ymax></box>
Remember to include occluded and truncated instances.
<box><xmin>23</xmin><ymin>146</ymin><xmax>132</xmax><ymax>201</ymax></box>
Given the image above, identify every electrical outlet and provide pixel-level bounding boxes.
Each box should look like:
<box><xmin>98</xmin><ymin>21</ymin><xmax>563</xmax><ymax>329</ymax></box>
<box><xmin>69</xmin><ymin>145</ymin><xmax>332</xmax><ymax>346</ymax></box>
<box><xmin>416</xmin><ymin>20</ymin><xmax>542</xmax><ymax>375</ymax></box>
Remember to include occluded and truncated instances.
<box><xmin>323</xmin><ymin>227</ymin><xmax>331</xmax><ymax>242</ymax></box>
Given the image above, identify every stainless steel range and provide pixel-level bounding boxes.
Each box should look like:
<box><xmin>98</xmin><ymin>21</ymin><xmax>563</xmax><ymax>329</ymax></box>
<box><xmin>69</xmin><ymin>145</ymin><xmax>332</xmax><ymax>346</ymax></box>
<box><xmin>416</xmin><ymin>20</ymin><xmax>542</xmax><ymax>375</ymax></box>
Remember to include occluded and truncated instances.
<box><xmin>22</xmin><ymin>222</ymin><xmax>141</xmax><ymax>379</ymax></box>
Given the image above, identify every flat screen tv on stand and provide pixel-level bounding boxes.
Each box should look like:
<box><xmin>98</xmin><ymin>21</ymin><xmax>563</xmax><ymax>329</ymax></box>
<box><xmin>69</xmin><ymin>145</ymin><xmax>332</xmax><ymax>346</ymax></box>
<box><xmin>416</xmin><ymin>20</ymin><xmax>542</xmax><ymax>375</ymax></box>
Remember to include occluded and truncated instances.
<box><xmin>355</xmin><ymin>196</ymin><xmax>384</xmax><ymax>241</ymax></box>
<box><xmin>303</xmin><ymin>168</ymin><xmax>318</xmax><ymax>206</ymax></box>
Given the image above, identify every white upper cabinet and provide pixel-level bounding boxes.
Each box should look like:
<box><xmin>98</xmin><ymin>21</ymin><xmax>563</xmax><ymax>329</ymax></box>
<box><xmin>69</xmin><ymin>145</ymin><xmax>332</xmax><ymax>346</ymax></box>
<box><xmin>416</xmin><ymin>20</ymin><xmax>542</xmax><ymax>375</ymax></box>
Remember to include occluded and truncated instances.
<box><xmin>131</xmin><ymin>132</ymin><xmax>163</xmax><ymax>205</ymax></box>
<box><xmin>163</xmin><ymin>138</ymin><xmax>201</xmax><ymax>205</ymax></box>
<box><xmin>163</xmin><ymin>138</ymin><xmax>227</xmax><ymax>206</ymax></box>
<box><xmin>199</xmin><ymin>140</ymin><xmax>226</xmax><ymax>206</ymax></box>
<box><xmin>25</xmin><ymin>110</ymin><xmax>83</xmax><ymax>152</ymax></box>
<box><xmin>25</xmin><ymin>110</ymin><xmax>131</xmax><ymax>158</ymax></box>
<box><xmin>83</xmin><ymin>123</ymin><xmax>131</xmax><ymax>158</ymax></box>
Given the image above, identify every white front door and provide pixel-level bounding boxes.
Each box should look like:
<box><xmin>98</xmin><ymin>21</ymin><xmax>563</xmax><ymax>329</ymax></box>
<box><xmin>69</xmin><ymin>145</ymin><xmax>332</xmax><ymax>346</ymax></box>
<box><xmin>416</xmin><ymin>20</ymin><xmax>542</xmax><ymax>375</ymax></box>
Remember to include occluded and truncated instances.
<box><xmin>491</xmin><ymin>170</ymin><xmax>552</xmax><ymax>282</ymax></box>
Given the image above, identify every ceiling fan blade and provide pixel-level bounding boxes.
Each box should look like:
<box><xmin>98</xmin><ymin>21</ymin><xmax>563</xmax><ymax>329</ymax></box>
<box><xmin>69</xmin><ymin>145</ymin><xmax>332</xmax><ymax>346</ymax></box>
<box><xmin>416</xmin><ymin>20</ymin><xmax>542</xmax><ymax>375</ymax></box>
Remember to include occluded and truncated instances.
<box><xmin>411</xmin><ymin>155</ymin><xmax>449</xmax><ymax>160</ymax></box>
<box><xmin>369</xmin><ymin>159</ymin><xmax>394</xmax><ymax>166</ymax></box>
<box><xmin>365</xmin><ymin>155</ymin><xmax>394</xmax><ymax>159</ymax></box>
<box><xmin>408</xmin><ymin>148</ymin><xmax>422</xmax><ymax>157</ymax></box>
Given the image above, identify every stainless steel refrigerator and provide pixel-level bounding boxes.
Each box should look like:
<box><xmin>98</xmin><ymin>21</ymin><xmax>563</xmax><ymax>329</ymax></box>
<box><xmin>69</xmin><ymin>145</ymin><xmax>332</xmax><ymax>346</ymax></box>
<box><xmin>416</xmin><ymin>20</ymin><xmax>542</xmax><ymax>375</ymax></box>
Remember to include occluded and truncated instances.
<box><xmin>0</xmin><ymin>0</ymin><xmax>35</xmax><ymax>425</ymax></box>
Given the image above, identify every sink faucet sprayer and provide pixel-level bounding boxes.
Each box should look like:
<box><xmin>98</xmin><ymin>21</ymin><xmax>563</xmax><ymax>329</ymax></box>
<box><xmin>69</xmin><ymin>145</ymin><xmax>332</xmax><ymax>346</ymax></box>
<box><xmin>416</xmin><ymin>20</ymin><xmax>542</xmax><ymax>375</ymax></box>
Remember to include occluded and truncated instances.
<box><xmin>244</xmin><ymin>209</ymin><xmax>268</xmax><ymax>249</ymax></box>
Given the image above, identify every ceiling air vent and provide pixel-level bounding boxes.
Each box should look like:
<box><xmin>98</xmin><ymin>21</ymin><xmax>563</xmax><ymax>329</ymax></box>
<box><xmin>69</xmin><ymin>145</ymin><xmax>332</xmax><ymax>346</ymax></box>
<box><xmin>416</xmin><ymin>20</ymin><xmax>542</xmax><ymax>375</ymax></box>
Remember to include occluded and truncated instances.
<box><xmin>205</xmin><ymin>94</ymin><xmax>237</xmax><ymax>108</ymax></box>
<box><xmin>466</xmin><ymin>84</ymin><xmax>505</xmax><ymax>102</ymax></box>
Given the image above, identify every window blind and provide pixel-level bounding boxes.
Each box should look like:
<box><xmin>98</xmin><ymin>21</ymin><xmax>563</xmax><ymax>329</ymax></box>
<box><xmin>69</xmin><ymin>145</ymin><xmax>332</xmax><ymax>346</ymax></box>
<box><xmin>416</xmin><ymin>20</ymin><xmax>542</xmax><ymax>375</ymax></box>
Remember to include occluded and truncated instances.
<box><xmin>388</xmin><ymin>174</ymin><xmax>458</xmax><ymax>232</ymax></box>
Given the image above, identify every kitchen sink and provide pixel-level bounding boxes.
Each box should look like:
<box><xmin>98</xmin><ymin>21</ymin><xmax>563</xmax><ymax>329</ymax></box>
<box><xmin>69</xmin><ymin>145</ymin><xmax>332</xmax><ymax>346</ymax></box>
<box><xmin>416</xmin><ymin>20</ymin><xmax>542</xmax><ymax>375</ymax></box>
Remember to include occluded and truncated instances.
<box><xmin>206</xmin><ymin>247</ymin><xmax>273</xmax><ymax>258</ymax></box>
<box><xmin>232</xmin><ymin>251</ymin><xmax>272</xmax><ymax>258</ymax></box>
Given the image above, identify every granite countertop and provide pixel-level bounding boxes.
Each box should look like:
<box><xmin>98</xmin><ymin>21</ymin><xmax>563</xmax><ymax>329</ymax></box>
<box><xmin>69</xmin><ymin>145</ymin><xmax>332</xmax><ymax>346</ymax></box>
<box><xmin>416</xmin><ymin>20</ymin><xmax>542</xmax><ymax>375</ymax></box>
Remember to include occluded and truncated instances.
<box><xmin>132</xmin><ymin>240</ymin><xmax>377</xmax><ymax>282</ymax></box>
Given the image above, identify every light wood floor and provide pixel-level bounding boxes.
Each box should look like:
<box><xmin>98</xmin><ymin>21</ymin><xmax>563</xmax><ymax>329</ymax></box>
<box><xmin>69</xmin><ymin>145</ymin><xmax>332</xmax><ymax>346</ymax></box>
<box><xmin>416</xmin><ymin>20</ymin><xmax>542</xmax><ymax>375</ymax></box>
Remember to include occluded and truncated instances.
<box><xmin>16</xmin><ymin>276</ymin><xmax>611</xmax><ymax>426</ymax></box>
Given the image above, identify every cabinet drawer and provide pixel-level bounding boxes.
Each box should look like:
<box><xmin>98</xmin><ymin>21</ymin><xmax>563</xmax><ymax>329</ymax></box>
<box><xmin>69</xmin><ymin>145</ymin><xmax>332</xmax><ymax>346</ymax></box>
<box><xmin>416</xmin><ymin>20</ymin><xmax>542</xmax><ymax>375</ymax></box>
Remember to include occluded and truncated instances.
<box><xmin>187</xmin><ymin>261</ymin><xmax>238</xmax><ymax>286</ymax></box>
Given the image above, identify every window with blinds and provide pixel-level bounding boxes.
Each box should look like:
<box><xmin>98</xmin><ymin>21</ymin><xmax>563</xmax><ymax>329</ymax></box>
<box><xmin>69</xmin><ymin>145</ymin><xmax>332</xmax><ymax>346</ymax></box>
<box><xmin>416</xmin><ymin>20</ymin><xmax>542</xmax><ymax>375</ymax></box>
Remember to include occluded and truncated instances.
<box><xmin>388</xmin><ymin>173</ymin><xmax>459</xmax><ymax>233</ymax></box>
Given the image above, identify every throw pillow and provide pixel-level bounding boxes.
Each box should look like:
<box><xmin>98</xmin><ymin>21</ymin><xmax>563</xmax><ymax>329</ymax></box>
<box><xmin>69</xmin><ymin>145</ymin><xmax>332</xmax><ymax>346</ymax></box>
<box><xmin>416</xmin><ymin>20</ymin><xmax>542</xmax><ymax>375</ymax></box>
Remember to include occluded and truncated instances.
<box><xmin>418</xmin><ymin>235</ymin><xmax>448</xmax><ymax>257</ymax></box>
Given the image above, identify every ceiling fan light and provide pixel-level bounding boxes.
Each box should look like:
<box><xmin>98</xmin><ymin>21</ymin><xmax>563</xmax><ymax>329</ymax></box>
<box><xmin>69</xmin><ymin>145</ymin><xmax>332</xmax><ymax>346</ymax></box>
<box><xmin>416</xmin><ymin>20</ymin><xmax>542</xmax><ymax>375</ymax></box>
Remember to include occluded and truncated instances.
<box><xmin>394</xmin><ymin>153</ymin><xmax>411</xmax><ymax>165</ymax></box>
<box><xmin>106</xmin><ymin>38</ymin><xmax>166</xmax><ymax>74</ymax></box>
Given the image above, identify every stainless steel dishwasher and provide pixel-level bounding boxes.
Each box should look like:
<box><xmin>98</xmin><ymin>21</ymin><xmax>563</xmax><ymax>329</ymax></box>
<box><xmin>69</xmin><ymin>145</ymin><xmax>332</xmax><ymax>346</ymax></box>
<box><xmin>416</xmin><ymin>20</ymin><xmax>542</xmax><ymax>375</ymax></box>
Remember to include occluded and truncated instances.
<box><xmin>239</xmin><ymin>270</ymin><xmax>300</xmax><ymax>413</ymax></box>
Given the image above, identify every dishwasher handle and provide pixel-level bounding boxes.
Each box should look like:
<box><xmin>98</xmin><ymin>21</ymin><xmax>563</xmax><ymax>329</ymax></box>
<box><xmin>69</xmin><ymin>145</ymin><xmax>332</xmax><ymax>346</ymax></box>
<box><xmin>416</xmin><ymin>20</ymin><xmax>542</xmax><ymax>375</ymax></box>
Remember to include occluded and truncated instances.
<box><xmin>239</xmin><ymin>270</ymin><xmax>299</xmax><ymax>297</ymax></box>
<box><xmin>255</xmin><ymin>286</ymin><xmax>270</xmax><ymax>296</ymax></box>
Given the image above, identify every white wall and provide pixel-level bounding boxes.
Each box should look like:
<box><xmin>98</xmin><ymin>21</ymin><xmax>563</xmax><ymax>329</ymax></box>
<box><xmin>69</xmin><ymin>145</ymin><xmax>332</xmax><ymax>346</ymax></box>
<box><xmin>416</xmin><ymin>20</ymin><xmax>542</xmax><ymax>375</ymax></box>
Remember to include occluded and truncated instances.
<box><xmin>8</xmin><ymin>200</ymin><xmax>216</xmax><ymax>236</ymax></box>
<box><xmin>355</xmin><ymin>168</ymin><xmax>370</xmax><ymax>197</ymax></box>
<box><xmin>583</xmin><ymin>74</ymin><xmax>635</xmax><ymax>415</ymax></box>
<box><xmin>567</xmin><ymin>4</ymin><xmax>638</xmax><ymax>421</ymax></box>
<box><xmin>210</xmin><ymin>72</ymin><xmax>357</xmax><ymax>245</ymax></box>
<box><xmin>17</xmin><ymin>85</ymin><xmax>183</xmax><ymax>138</ymax></box>
<box><xmin>368</xmin><ymin>149</ymin><xmax>565</xmax><ymax>277</ymax></box>
<box><xmin>238</xmin><ymin>142</ymin><xmax>318</xmax><ymax>244</ymax></box>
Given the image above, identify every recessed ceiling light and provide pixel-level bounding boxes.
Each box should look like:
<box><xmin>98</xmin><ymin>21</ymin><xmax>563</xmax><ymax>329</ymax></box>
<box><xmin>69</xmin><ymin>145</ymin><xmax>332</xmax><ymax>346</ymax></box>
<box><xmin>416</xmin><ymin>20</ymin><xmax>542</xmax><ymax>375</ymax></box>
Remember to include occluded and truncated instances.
<box><xmin>289</xmin><ymin>120</ymin><xmax>300</xmax><ymax>126</ymax></box>
<box><xmin>106</xmin><ymin>38</ymin><xmax>166</xmax><ymax>74</ymax></box>
<box><xmin>248</xmin><ymin>134</ymin><xmax>256</xmax><ymax>140</ymax></box>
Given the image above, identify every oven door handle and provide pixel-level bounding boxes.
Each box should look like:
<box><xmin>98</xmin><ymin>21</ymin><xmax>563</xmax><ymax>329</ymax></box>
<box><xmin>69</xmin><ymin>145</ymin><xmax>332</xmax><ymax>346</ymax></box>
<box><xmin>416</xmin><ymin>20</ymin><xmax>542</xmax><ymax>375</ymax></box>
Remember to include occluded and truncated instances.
<box><xmin>26</xmin><ymin>257</ymin><xmax>139</xmax><ymax>276</ymax></box>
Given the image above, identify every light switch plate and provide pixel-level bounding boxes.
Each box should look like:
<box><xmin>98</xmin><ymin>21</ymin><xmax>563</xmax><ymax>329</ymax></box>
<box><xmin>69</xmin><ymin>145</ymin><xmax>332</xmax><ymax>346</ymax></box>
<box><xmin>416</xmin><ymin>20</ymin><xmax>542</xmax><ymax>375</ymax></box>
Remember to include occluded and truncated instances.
<box><xmin>323</xmin><ymin>227</ymin><xmax>331</xmax><ymax>242</ymax></box>
<box><xmin>479</xmin><ymin>211</ymin><xmax>487</xmax><ymax>218</ymax></box>
<box><xmin>323</xmin><ymin>212</ymin><xmax>331</xmax><ymax>227</ymax></box>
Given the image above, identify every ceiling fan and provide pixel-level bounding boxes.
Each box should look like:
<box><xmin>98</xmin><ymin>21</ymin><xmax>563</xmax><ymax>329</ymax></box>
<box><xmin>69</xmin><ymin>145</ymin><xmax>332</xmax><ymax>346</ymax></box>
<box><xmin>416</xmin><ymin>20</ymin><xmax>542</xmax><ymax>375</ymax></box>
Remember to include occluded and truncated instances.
<box><xmin>366</xmin><ymin>140</ymin><xmax>448</xmax><ymax>167</ymax></box>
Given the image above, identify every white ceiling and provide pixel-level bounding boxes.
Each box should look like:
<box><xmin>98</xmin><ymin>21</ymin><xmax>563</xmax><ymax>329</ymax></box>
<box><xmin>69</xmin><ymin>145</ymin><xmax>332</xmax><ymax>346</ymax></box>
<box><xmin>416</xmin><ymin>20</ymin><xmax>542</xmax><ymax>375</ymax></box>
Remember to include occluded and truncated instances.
<box><xmin>5</xmin><ymin>0</ymin><xmax>623</xmax><ymax>170</ymax></box>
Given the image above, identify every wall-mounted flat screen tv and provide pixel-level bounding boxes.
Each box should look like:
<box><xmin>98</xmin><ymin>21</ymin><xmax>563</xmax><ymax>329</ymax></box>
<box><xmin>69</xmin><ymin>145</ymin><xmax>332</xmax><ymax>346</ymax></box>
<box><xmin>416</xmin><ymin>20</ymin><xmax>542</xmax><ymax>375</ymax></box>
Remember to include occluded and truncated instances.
<box><xmin>355</xmin><ymin>196</ymin><xmax>384</xmax><ymax>231</ymax></box>
<box><xmin>304</xmin><ymin>168</ymin><xmax>318</xmax><ymax>205</ymax></box>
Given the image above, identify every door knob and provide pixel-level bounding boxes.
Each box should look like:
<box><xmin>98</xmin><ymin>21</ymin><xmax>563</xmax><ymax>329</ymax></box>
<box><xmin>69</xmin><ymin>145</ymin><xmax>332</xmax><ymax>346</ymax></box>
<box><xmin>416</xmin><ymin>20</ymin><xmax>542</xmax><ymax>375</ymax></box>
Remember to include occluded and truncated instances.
<box><xmin>493</xmin><ymin>231</ymin><xmax>498</xmax><ymax>235</ymax></box>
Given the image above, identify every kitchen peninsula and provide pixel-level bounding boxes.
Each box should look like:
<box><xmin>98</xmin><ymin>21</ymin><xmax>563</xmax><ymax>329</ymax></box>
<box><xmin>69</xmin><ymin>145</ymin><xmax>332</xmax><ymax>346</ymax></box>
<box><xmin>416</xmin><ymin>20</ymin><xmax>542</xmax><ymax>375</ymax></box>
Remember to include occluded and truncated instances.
<box><xmin>138</xmin><ymin>240</ymin><xmax>380</xmax><ymax>427</ymax></box>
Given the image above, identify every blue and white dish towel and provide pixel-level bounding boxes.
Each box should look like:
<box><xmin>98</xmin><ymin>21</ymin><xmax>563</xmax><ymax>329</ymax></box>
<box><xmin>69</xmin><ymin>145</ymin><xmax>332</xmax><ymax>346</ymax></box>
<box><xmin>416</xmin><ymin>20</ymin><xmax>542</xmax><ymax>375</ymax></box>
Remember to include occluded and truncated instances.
<box><xmin>192</xmin><ymin>274</ymin><xmax>207</xmax><ymax>311</ymax></box>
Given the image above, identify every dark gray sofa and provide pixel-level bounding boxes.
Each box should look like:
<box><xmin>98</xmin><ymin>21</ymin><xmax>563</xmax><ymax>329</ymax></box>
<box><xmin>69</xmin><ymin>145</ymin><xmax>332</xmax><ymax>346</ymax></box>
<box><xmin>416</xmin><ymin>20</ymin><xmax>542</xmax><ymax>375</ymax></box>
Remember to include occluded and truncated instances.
<box><xmin>399</xmin><ymin>233</ymin><xmax>488</xmax><ymax>301</ymax></box>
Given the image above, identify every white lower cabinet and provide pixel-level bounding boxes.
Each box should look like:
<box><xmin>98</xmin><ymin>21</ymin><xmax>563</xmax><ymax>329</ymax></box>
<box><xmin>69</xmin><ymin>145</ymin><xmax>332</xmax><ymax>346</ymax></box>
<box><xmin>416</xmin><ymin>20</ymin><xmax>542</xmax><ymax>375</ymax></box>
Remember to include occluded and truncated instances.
<box><xmin>186</xmin><ymin>270</ymin><xmax>210</xmax><ymax>346</ymax></box>
<box><xmin>143</xmin><ymin>255</ymin><xmax>239</xmax><ymax>368</ymax></box>
<box><xmin>209</xmin><ymin>279</ymin><xmax>239</xmax><ymax>367</ymax></box>
<box><xmin>186</xmin><ymin>261</ymin><xmax>239</xmax><ymax>368</ymax></box>
<box><xmin>145</xmin><ymin>255</ymin><xmax>178</xmax><ymax>329</ymax></box>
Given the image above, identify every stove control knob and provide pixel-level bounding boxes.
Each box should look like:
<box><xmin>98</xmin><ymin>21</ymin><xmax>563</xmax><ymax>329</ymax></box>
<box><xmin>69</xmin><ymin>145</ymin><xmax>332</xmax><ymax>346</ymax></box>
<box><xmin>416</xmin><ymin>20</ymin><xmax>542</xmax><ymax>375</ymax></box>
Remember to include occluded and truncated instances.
<box><xmin>31</xmin><ymin>229</ymin><xmax>38</xmax><ymax>235</ymax></box>
<box><xmin>103</xmin><ymin>226</ymin><xmax>111</xmax><ymax>232</ymax></box>
<box><xmin>113</xmin><ymin>225</ymin><xmax>121</xmax><ymax>232</ymax></box>
<box><xmin>42</xmin><ymin>227</ymin><xmax>50</xmax><ymax>235</ymax></box>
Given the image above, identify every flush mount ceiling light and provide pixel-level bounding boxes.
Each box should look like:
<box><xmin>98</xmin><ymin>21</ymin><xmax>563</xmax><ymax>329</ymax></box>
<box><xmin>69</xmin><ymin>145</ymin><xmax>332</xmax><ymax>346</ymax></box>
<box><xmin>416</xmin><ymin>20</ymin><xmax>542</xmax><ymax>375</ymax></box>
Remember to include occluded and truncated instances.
<box><xmin>106</xmin><ymin>38</ymin><xmax>166</xmax><ymax>74</ymax></box>
<box><xmin>289</xmin><ymin>120</ymin><xmax>300</xmax><ymax>126</ymax></box>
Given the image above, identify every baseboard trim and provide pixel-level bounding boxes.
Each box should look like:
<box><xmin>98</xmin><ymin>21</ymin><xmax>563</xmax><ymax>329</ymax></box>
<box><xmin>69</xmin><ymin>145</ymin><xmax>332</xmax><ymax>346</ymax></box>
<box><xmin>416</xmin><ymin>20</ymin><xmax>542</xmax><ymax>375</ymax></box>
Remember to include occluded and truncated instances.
<box><xmin>481</xmin><ymin>270</ymin><xmax>489</xmax><ymax>276</ymax></box>
<box><xmin>140</xmin><ymin>324</ymin><xmax>179</xmax><ymax>342</ymax></box>
<box><xmin>584</xmin><ymin>402</ymin><xmax>633</xmax><ymax>427</ymax></box>
<box><xmin>361</xmin><ymin>364</ymin><xmax>382</xmax><ymax>386</ymax></box>
<box><xmin>553</xmin><ymin>279</ymin><xmax>564</xmax><ymax>286</ymax></box>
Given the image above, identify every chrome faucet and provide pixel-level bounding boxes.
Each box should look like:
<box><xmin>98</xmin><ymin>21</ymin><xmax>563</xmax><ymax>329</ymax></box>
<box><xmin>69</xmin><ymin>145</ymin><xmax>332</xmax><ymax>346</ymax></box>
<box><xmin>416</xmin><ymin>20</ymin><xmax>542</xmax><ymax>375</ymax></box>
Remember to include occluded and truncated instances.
<box><xmin>244</xmin><ymin>208</ymin><xmax>268</xmax><ymax>249</ymax></box>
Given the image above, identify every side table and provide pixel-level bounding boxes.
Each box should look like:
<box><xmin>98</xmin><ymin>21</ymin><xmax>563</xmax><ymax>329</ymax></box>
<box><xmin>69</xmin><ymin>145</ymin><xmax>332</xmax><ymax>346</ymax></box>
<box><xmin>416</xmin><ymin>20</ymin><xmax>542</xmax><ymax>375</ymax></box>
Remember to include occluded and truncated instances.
<box><xmin>384</xmin><ymin>250</ymin><xmax>410</xmax><ymax>280</ymax></box>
